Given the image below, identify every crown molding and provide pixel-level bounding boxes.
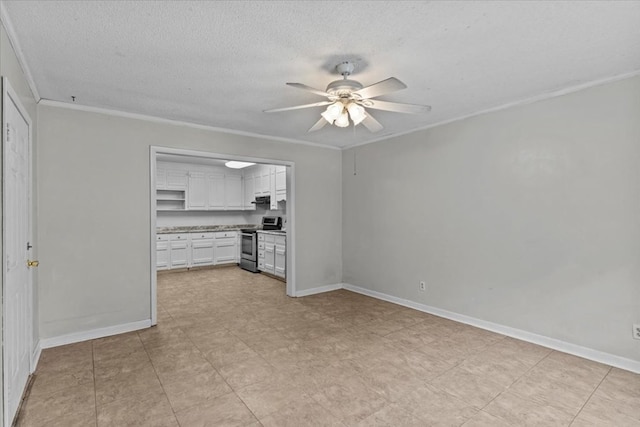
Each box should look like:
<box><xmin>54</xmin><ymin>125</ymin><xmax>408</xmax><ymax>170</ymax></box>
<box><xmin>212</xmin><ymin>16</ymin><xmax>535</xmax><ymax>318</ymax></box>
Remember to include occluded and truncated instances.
<box><xmin>343</xmin><ymin>69</ymin><xmax>640</xmax><ymax>150</ymax></box>
<box><xmin>0</xmin><ymin>1</ymin><xmax>41</xmax><ymax>101</ymax></box>
<box><xmin>37</xmin><ymin>99</ymin><xmax>342</xmax><ymax>151</ymax></box>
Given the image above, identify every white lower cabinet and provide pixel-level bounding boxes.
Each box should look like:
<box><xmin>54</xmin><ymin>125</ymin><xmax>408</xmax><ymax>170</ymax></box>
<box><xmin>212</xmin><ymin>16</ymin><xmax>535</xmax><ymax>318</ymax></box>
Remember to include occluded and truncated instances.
<box><xmin>191</xmin><ymin>232</ymin><xmax>214</xmax><ymax>266</ymax></box>
<box><xmin>257</xmin><ymin>232</ymin><xmax>285</xmax><ymax>279</ymax></box>
<box><xmin>274</xmin><ymin>235</ymin><xmax>286</xmax><ymax>278</ymax></box>
<box><xmin>169</xmin><ymin>234</ymin><xmax>190</xmax><ymax>269</ymax></box>
<box><xmin>214</xmin><ymin>231</ymin><xmax>238</xmax><ymax>265</ymax></box>
<box><xmin>156</xmin><ymin>235</ymin><xmax>170</xmax><ymax>270</ymax></box>
<box><xmin>157</xmin><ymin>230</ymin><xmax>238</xmax><ymax>270</ymax></box>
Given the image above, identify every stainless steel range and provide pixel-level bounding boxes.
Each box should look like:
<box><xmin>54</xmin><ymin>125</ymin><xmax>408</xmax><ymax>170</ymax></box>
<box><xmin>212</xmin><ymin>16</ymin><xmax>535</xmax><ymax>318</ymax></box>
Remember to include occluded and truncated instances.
<box><xmin>239</xmin><ymin>216</ymin><xmax>282</xmax><ymax>272</ymax></box>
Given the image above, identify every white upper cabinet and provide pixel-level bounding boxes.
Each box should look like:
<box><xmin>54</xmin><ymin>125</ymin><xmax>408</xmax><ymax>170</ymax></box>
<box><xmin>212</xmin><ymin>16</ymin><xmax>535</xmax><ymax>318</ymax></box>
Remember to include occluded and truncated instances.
<box><xmin>245</xmin><ymin>164</ymin><xmax>286</xmax><ymax>207</ymax></box>
<box><xmin>243</xmin><ymin>172</ymin><xmax>256</xmax><ymax>210</ymax></box>
<box><xmin>158</xmin><ymin>160</ymin><xmax>283</xmax><ymax>212</ymax></box>
<box><xmin>157</xmin><ymin>163</ymin><xmax>168</xmax><ymax>190</ymax></box>
<box><xmin>187</xmin><ymin>171</ymin><xmax>208</xmax><ymax>210</ymax></box>
<box><xmin>157</xmin><ymin>162</ymin><xmax>188</xmax><ymax>190</ymax></box>
<box><xmin>166</xmin><ymin>169</ymin><xmax>188</xmax><ymax>190</ymax></box>
<box><xmin>274</xmin><ymin>165</ymin><xmax>286</xmax><ymax>204</ymax></box>
<box><xmin>207</xmin><ymin>172</ymin><xmax>226</xmax><ymax>210</ymax></box>
<box><xmin>275</xmin><ymin>166</ymin><xmax>286</xmax><ymax>192</ymax></box>
<box><xmin>225</xmin><ymin>173</ymin><xmax>243</xmax><ymax>210</ymax></box>
<box><xmin>255</xmin><ymin>164</ymin><xmax>272</xmax><ymax>196</ymax></box>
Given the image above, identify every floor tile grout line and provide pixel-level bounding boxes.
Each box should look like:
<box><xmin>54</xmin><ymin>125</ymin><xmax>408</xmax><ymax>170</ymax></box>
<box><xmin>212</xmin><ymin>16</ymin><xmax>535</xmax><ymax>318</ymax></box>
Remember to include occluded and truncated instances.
<box><xmin>91</xmin><ymin>341</ymin><xmax>98</xmax><ymax>427</ymax></box>
<box><xmin>136</xmin><ymin>329</ymin><xmax>182</xmax><ymax>426</ymax></box>
<box><xmin>568</xmin><ymin>365</ymin><xmax>612</xmax><ymax>426</ymax></box>
<box><xmin>471</xmin><ymin>344</ymin><xmax>556</xmax><ymax>424</ymax></box>
<box><xmin>161</xmin><ymin>290</ymin><xmax>263</xmax><ymax>424</ymax></box>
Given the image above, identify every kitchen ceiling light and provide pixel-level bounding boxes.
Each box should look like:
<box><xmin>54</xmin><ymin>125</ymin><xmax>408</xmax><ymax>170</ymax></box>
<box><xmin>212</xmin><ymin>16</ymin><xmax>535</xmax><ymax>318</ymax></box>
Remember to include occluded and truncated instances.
<box><xmin>347</xmin><ymin>102</ymin><xmax>366</xmax><ymax>125</ymax></box>
<box><xmin>225</xmin><ymin>161</ymin><xmax>256</xmax><ymax>169</ymax></box>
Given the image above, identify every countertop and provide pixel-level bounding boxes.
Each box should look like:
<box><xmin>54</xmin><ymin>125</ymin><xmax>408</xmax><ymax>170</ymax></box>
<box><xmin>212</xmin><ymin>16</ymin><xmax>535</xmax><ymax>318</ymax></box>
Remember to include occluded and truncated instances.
<box><xmin>156</xmin><ymin>224</ymin><xmax>260</xmax><ymax>234</ymax></box>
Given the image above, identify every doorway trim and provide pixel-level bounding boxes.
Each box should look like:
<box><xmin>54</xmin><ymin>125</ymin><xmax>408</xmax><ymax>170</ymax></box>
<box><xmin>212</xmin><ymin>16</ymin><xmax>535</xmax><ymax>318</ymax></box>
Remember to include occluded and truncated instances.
<box><xmin>149</xmin><ymin>146</ymin><xmax>296</xmax><ymax>325</ymax></box>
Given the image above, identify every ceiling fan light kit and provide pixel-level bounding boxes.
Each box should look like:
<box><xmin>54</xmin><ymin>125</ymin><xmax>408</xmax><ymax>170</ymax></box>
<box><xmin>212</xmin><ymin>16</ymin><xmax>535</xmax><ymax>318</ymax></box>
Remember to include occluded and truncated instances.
<box><xmin>264</xmin><ymin>61</ymin><xmax>431</xmax><ymax>133</ymax></box>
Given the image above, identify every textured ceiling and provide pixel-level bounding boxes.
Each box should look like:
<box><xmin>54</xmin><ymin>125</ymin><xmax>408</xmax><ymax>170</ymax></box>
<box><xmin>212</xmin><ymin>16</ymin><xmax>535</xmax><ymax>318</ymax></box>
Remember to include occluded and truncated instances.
<box><xmin>3</xmin><ymin>1</ymin><xmax>640</xmax><ymax>149</ymax></box>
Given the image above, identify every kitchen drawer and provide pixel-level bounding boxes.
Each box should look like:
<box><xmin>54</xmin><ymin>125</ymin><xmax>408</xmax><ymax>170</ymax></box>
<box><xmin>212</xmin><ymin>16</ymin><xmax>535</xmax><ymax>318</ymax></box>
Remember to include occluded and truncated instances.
<box><xmin>258</xmin><ymin>260</ymin><xmax>265</xmax><ymax>269</ymax></box>
<box><xmin>157</xmin><ymin>234</ymin><xmax>169</xmax><ymax>241</ymax></box>
<box><xmin>274</xmin><ymin>235</ymin><xmax>285</xmax><ymax>245</ymax></box>
<box><xmin>168</xmin><ymin>233</ymin><xmax>189</xmax><ymax>241</ymax></box>
<box><xmin>265</xmin><ymin>234</ymin><xmax>275</xmax><ymax>243</ymax></box>
<box><xmin>258</xmin><ymin>249</ymin><xmax>265</xmax><ymax>259</ymax></box>
<box><xmin>257</xmin><ymin>233</ymin><xmax>265</xmax><ymax>241</ymax></box>
<box><xmin>191</xmin><ymin>232</ymin><xmax>214</xmax><ymax>240</ymax></box>
<box><xmin>258</xmin><ymin>241</ymin><xmax>265</xmax><ymax>250</ymax></box>
<box><xmin>215</xmin><ymin>231</ymin><xmax>237</xmax><ymax>239</ymax></box>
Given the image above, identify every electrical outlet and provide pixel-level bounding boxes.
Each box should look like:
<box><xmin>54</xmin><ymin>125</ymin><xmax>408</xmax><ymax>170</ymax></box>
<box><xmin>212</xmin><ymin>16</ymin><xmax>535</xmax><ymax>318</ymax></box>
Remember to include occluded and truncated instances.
<box><xmin>419</xmin><ymin>281</ymin><xmax>426</xmax><ymax>291</ymax></box>
<box><xmin>633</xmin><ymin>324</ymin><xmax>640</xmax><ymax>340</ymax></box>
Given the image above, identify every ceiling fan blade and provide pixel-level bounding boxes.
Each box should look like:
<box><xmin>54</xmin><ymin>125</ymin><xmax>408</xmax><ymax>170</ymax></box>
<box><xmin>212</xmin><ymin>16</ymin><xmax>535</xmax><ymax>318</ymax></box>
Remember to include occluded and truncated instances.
<box><xmin>286</xmin><ymin>83</ymin><xmax>331</xmax><ymax>97</ymax></box>
<box><xmin>352</xmin><ymin>77</ymin><xmax>407</xmax><ymax>99</ymax></box>
<box><xmin>361</xmin><ymin>113</ymin><xmax>384</xmax><ymax>133</ymax></box>
<box><xmin>263</xmin><ymin>100</ymin><xmax>332</xmax><ymax>113</ymax></box>
<box><xmin>364</xmin><ymin>99</ymin><xmax>431</xmax><ymax>114</ymax></box>
<box><xmin>308</xmin><ymin>117</ymin><xmax>328</xmax><ymax>133</ymax></box>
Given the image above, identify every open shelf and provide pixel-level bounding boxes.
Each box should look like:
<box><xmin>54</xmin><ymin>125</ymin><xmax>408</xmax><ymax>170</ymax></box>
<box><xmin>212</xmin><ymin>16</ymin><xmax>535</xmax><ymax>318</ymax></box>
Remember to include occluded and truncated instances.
<box><xmin>157</xmin><ymin>189</ymin><xmax>186</xmax><ymax>211</ymax></box>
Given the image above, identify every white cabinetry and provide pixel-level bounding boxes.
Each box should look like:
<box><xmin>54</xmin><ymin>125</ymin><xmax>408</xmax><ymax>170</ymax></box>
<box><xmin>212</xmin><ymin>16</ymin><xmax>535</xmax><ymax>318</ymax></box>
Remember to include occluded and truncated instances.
<box><xmin>275</xmin><ymin>166</ymin><xmax>286</xmax><ymax>203</ymax></box>
<box><xmin>257</xmin><ymin>232</ymin><xmax>285</xmax><ymax>279</ymax></box>
<box><xmin>207</xmin><ymin>172</ymin><xmax>226</xmax><ymax>210</ymax></box>
<box><xmin>157</xmin><ymin>163</ymin><xmax>168</xmax><ymax>189</ymax></box>
<box><xmin>274</xmin><ymin>235</ymin><xmax>286</xmax><ymax>278</ymax></box>
<box><xmin>156</xmin><ymin>235</ymin><xmax>169</xmax><ymax>270</ymax></box>
<box><xmin>185</xmin><ymin>169</ymin><xmax>244</xmax><ymax>211</ymax></box>
<box><xmin>257</xmin><ymin>233</ymin><xmax>266</xmax><ymax>270</ymax></box>
<box><xmin>246</xmin><ymin>164</ymin><xmax>286</xmax><ymax>208</ymax></box>
<box><xmin>254</xmin><ymin>164</ymin><xmax>271</xmax><ymax>196</ymax></box>
<box><xmin>191</xmin><ymin>232</ymin><xmax>214</xmax><ymax>266</ymax></box>
<box><xmin>169</xmin><ymin>234</ymin><xmax>190</xmax><ymax>269</ymax></box>
<box><xmin>243</xmin><ymin>172</ymin><xmax>256</xmax><ymax>210</ymax></box>
<box><xmin>157</xmin><ymin>162</ymin><xmax>188</xmax><ymax>211</ymax></box>
<box><xmin>187</xmin><ymin>171</ymin><xmax>207</xmax><ymax>210</ymax></box>
<box><xmin>157</xmin><ymin>230</ymin><xmax>239</xmax><ymax>270</ymax></box>
<box><xmin>214</xmin><ymin>231</ymin><xmax>238</xmax><ymax>265</ymax></box>
<box><xmin>159</xmin><ymin>161</ymin><xmax>251</xmax><ymax>211</ymax></box>
<box><xmin>225</xmin><ymin>174</ymin><xmax>243</xmax><ymax>210</ymax></box>
<box><xmin>166</xmin><ymin>170</ymin><xmax>188</xmax><ymax>190</ymax></box>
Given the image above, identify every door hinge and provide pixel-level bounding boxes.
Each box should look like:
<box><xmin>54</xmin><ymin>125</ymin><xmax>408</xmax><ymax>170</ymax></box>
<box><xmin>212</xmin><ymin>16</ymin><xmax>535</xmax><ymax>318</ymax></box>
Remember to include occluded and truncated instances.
<box><xmin>27</xmin><ymin>242</ymin><xmax>33</xmax><ymax>250</ymax></box>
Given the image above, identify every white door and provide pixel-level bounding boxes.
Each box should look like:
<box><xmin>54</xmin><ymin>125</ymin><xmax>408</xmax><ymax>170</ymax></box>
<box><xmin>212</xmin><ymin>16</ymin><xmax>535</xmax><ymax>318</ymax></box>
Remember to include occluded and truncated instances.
<box><xmin>3</xmin><ymin>78</ymin><xmax>34</xmax><ymax>426</ymax></box>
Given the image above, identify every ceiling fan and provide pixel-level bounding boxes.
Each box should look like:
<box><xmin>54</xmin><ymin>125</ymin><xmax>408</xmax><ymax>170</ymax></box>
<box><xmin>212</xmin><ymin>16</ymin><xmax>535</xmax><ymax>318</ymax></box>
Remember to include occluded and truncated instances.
<box><xmin>264</xmin><ymin>61</ymin><xmax>431</xmax><ymax>133</ymax></box>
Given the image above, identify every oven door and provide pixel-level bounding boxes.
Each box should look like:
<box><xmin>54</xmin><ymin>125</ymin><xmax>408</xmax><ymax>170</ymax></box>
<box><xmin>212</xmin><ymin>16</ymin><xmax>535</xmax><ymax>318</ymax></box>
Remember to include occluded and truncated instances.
<box><xmin>241</xmin><ymin>233</ymin><xmax>257</xmax><ymax>261</ymax></box>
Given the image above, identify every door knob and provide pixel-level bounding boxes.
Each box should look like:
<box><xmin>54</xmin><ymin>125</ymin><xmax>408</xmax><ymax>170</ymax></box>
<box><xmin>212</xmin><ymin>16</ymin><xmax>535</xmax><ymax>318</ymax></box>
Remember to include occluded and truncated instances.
<box><xmin>27</xmin><ymin>260</ymin><xmax>39</xmax><ymax>267</ymax></box>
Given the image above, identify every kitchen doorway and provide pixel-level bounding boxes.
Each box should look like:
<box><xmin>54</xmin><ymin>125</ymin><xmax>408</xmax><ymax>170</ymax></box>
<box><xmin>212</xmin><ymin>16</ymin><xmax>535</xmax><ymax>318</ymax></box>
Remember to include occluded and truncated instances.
<box><xmin>149</xmin><ymin>147</ymin><xmax>296</xmax><ymax>325</ymax></box>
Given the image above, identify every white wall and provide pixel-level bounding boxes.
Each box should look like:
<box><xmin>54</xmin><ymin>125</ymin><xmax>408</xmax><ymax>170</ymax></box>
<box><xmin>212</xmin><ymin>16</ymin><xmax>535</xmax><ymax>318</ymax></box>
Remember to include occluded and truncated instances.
<box><xmin>343</xmin><ymin>75</ymin><xmax>640</xmax><ymax>363</ymax></box>
<box><xmin>36</xmin><ymin>106</ymin><xmax>342</xmax><ymax>339</ymax></box>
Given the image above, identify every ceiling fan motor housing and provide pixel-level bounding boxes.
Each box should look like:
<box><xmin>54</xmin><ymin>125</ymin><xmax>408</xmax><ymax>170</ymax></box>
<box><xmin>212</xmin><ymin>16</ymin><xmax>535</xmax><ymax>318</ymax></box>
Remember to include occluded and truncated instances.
<box><xmin>326</xmin><ymin>79</ymin><xmax>363</xmax><ymax>98</ymax></box>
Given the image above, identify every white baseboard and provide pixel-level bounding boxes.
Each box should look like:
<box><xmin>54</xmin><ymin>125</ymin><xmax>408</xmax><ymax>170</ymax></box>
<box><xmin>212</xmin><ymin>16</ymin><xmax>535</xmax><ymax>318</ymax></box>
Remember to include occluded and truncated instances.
<box><xmin>30</xmin><ymin>340</ymin><xmax>42</xmax><ymax>373</ymax></box>
<box><xmin>39</xmin><ymin>319</ymin><xmax>152</xmax><ymax>349</ymax></box>
<box><xmin>295</xmin><ymin>283</ymin><xmax>345</xmax><ymax>297</ymax></box>
<box><xmin>342</xmin><ymin>283</ymin><xmax>640</xmax><ymax>374</ymax></box>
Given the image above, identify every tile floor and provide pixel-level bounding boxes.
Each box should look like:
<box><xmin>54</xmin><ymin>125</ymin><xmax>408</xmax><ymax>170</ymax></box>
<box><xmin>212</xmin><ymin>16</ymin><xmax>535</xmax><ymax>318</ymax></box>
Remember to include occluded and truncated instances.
<box><xmin>16</xmin><ymin>266</ymin><xmax>640</xmax><ymax>426</ymax></box>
